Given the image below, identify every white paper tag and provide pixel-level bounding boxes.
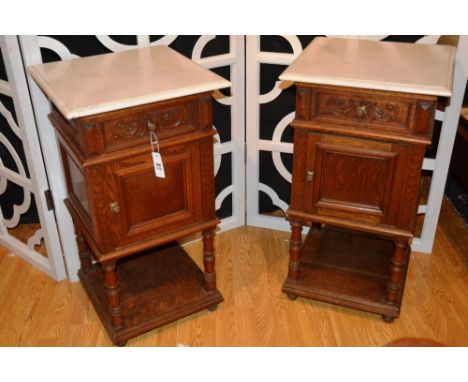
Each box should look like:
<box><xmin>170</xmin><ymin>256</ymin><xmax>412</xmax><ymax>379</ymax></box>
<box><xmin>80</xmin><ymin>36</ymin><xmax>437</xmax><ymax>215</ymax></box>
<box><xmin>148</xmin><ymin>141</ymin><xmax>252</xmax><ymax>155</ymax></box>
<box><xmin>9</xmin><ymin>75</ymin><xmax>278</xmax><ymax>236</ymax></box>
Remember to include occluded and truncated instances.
<box><xmin>152</xmin><ymin>152</ymin><xmax>165</xmax><ymax>178</ymax></box>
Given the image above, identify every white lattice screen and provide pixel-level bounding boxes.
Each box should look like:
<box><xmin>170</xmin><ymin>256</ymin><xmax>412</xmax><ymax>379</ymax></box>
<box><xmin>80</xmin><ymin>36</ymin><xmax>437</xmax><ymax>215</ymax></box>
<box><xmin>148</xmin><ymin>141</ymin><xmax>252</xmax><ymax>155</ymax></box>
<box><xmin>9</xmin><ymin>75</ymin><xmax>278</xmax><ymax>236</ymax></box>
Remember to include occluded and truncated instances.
<box><xmin>0</xmin><ymin>36</ymin><xmax>66</xmax><ymax>280</ymax></box>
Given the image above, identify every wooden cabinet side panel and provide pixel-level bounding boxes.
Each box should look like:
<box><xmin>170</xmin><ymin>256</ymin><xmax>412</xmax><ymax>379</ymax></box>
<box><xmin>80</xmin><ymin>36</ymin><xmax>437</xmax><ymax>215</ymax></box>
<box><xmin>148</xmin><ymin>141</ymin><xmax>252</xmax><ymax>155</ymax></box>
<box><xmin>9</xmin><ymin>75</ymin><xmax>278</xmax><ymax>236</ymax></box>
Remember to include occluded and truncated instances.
<box><xmin>289</xmin><ymin>129</ymin><xmax>308</xmax><ymax>212</ymax></box>
<box><xmin>198</xmin><ymin>94</ymin><xmax>213</xmax><ymax>131</ymax></box>
<box><xmin>76</xmin><ymin>119</ymin><xmax>106</xmax><ymax>156</ymax></box>
<box><xmin>383</xmin><ymin>143</ymin><xmax>409</xmax><ymax>227</ymax></box>
<box><xmin>295</xmin><ymin>87</ymin><xmax>312</xmax><ymax>120</ymax></box>
<box><xmin>199</xmin><ymin>136</ymin><xmax>217</xmax><ymax>222</ymax></box>
<box><xmin>397</xmin><ymin>144</ymin><xmax>426</xmax><ymax>232</ymax></box>
<box><xmin>86</xmin><ymin>163</ymin><xmax>121</xmax><ymax>252</ymax></box>
<box><xmin>413</xmin><ymin>100</ymin><xmax>436</xmax><ymax>136</ymax></box>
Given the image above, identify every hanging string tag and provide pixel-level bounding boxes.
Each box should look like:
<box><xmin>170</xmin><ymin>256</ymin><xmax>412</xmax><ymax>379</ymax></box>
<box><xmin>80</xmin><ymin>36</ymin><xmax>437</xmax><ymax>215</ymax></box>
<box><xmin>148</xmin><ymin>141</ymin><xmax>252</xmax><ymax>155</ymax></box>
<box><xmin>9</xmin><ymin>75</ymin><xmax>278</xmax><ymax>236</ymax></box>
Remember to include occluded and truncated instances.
<box><xmin>149</xmin><ymin>124</ymin><xmax>165</xmax><ymax>178</ymax></box>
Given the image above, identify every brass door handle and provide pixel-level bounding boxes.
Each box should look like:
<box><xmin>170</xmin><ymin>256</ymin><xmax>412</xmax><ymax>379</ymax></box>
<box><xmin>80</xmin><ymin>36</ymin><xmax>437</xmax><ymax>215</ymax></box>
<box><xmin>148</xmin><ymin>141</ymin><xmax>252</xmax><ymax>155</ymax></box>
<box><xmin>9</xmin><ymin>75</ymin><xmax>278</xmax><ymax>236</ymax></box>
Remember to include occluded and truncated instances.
<box><xmin>109</xmin><ymin>202</ymin><xmax>121</xmax><ymax>214</ymax></box>
<box><xmin>306</xmin><ymin>170</ymin><xmax>315</xmax><ymax>182</ymax></box>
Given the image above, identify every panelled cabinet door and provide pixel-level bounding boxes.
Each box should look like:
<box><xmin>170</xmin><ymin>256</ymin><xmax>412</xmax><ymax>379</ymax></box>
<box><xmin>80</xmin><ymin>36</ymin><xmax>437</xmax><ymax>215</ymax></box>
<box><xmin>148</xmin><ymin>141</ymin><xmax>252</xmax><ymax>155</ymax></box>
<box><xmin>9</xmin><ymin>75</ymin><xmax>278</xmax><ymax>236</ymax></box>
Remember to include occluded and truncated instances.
<box><xmin>302</xmin><ymin>132</ymin><xmax>424</xmax><ymax>232</ymax></box>
<box><xmin>101</xmin><ymin>142</ymin><xmax>204</xmax><ymax>248</ymax></box>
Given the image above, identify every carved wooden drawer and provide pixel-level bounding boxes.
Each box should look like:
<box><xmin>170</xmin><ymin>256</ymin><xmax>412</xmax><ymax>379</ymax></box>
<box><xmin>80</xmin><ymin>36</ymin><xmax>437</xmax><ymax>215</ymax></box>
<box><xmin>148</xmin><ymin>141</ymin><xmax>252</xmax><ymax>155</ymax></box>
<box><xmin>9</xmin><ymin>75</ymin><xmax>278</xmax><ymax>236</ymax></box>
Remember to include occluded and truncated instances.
<box><xmin>99</xmin><ymin>98</ymin><xmax>200</xmax><ymax>153</ymax></box>
<box><xmin>295</xmin><ymin>84</ymin><xmax>436</xmax><ymax>140</ymax></box>
<box><xmin>49</xmin><ymin>93</ymin><xmax>212</xmax><ymax>158</ymax></box>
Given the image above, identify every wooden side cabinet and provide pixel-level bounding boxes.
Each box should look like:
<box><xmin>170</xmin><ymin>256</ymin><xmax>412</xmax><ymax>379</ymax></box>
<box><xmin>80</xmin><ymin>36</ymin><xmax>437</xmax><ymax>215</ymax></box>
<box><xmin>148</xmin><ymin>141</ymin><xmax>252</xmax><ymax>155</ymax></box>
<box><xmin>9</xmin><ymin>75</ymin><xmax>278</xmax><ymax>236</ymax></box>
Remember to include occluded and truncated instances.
<box><xmin>279</xmin><ymin>38</ymin><xmax>456</xmax><ymax>322</ymax></box>
<box><xmin>28</xmin><ymin>46</ymin><xmax>230</xmax><ymax>345</ymax></box>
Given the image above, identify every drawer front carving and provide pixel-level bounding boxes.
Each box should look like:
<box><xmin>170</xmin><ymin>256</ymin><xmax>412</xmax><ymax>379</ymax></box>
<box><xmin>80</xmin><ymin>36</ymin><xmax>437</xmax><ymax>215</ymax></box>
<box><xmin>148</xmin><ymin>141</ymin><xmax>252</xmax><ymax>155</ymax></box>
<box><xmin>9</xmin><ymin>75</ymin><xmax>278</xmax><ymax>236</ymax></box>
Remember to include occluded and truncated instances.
<box><xmin>315</xmin><ymin>92</ymin><xmax>411</xmax><ymax>129</ymax></box>
<box><xmin>294</xmin><ymin>86</ymin><xmax>438</xmax><ymax>143</ymax></box>
<box><xmin>108</xmin><ymin>117</ymin><xmax>147</xmax><ymax>143</ymax></box>
<box><xmin>102</xmin><ymin>101</ymin><xmax>197</xmax><ymax>152</ymax></box>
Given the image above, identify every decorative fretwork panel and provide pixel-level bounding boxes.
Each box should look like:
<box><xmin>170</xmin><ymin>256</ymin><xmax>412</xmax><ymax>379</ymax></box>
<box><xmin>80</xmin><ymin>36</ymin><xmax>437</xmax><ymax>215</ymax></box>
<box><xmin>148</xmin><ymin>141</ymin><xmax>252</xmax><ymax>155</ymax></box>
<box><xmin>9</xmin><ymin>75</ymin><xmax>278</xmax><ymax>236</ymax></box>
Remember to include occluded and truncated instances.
<box><xmin>0</xmin><ymin>36</ymin><xmax>66</xmax><ymax>279</ymax></box>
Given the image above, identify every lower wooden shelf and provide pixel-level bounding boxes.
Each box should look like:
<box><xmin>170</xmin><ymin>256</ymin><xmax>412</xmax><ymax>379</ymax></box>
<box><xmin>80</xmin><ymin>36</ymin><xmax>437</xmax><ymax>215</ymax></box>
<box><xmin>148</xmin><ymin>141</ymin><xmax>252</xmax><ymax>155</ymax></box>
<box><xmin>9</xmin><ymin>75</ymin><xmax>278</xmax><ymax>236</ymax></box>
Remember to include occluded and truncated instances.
<box><xmin>282</xmin><ymin>226</ymin><xmax>409</xmax><ymax>319</ymax></box>
<box><xmin>79</xmin><ymin>242</ymin><xmax>223</xmax><ymax>345</ymax></box>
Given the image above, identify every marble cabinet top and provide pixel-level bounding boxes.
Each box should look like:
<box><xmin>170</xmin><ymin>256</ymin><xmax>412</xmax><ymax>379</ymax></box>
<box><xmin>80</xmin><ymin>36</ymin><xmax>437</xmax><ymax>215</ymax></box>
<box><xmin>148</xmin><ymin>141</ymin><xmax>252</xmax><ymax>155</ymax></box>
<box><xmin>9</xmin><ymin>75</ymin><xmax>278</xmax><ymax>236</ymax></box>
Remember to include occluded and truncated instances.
<box><xmin>28</xmin><ymin>45</ymin><xmax>231</xmax><ymax>119</ymax></box>
<box><xmin>279</xmin><ymin>37</ymin><xmax>456</xmax><ymax>97</ymax></box>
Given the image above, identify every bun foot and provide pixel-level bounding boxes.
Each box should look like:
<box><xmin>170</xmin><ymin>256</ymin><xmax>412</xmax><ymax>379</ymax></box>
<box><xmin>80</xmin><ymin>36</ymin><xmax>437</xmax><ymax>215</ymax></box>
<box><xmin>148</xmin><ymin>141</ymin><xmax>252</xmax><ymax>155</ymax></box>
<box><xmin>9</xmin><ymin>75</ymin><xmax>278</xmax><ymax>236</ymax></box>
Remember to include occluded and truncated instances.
<box><xmin>115</xmin><ymin>340</ymin><xmax>127</xmax><ymax>347</ymax></box>
<box><xmin>208</xmin><ymin>304</ymin><xmax>218</xmax><ymax>312</ymax></box>
<box><xmin>382</xmin><ymin>315</ymin><xmax>395</xmax><ymax>323</ymax></box>
<box><xmin>287</xmin><ymin>293</ymin><xmax>298</xmax><ymax>301</ymax></box>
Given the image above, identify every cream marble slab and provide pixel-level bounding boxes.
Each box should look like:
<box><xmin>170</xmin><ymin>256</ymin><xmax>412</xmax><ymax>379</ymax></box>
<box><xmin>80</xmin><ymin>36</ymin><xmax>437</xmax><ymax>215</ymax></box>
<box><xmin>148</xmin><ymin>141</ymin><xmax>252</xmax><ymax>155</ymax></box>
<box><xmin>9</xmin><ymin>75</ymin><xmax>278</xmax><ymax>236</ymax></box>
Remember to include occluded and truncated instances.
<box><xmin>279</xmin><ymin>37</ymin><xmax>456</xmax><ymax>97</ymax></box>
<box><xmin>28</xmin><ymin>45</ymin><xmax>231</xmax><ymax>119</ymax></box>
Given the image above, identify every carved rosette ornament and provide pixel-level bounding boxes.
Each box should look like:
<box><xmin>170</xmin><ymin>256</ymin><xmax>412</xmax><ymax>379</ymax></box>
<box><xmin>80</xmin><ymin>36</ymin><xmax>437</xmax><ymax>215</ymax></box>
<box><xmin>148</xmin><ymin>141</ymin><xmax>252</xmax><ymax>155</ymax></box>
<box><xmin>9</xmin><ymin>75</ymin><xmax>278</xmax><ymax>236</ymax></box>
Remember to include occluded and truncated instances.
<box><xmin>111</xmin><ymin>118</ymin><xmax>147</xmax><ymax>141</ymax></box>
<box><xmin>155</xmin><ymin>107</ymin><xmax>184</xmax><ymax>129</ymax></box>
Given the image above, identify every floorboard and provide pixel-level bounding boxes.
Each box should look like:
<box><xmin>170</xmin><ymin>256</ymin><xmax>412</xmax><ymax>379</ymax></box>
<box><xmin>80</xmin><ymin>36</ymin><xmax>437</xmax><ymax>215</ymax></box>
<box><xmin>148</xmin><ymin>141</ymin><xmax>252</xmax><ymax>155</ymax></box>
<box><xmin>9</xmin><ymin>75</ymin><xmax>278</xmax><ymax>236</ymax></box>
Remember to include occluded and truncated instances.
<box><xmin>0</xmin><ymin>197</ymin><xmax>467</xmax><ymax>346</ymax></box>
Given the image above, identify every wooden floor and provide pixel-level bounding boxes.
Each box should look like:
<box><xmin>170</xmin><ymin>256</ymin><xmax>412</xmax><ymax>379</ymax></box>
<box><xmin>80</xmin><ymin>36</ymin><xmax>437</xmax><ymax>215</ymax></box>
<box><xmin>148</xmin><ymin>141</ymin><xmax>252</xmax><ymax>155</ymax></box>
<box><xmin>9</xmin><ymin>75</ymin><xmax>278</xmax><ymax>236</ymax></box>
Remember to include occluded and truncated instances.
<box><xmin>0</xmin><ymin>197</ymin><xmax>467</xmax><ymax>347</ymax></box>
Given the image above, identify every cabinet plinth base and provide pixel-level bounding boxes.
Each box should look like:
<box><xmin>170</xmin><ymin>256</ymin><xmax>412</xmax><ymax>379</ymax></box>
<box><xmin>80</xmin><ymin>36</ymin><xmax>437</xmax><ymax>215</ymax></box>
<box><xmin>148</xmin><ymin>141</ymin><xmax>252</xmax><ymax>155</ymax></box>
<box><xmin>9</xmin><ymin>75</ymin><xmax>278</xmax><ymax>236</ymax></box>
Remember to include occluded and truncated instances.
<box><xmin>282</xmin><ymin>227</ymin><xmax>409</xmax><ymax>320</ymax></box>
<box><xmin>79</xmin><ymin>242</ymin><xmax>223</xmax><ymax>345</ymax></box>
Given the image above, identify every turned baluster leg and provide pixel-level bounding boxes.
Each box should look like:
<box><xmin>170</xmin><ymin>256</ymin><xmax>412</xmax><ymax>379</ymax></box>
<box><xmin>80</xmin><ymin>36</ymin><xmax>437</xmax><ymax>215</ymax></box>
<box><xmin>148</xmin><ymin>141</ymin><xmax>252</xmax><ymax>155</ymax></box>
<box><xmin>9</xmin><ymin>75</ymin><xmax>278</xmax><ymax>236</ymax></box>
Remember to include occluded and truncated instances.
<box><xmin>287</xmin><ymin>221</ymin><xmax>303</xmax><ymax>300</ymax></box>
<box><xmin>383</xmin><ymin>240</ymin><xmax>408</xmax><ymax>323</ymax></box>
<box><xmin>202</xmin><ymin>229</ymin><xmax>218</xmax><ymax>311</ymax></box>
<box><xmin>202</xmin><ymin>229</ymin><xmax>216</xmax><ymax>292</ymax></box>
<box><xmin>76</xmin><ymin>231</ymin><xmax>92</xmax><ymax>272</ymax></box>
<box><xmin>103</xmin><ymin>261</ymin><xmax>124</xmax><ymax>329</ymax></box>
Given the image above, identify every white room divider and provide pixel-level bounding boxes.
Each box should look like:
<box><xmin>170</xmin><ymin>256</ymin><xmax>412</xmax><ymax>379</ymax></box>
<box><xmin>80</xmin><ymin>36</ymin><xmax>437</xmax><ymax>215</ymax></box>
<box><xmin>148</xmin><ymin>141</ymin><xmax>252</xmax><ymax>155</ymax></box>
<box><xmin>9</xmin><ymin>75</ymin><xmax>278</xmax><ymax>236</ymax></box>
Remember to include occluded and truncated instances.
<box><xmin>0</xmin><ymin>35</ymin><xmax>66</xmax><ymax>280</ymax></box>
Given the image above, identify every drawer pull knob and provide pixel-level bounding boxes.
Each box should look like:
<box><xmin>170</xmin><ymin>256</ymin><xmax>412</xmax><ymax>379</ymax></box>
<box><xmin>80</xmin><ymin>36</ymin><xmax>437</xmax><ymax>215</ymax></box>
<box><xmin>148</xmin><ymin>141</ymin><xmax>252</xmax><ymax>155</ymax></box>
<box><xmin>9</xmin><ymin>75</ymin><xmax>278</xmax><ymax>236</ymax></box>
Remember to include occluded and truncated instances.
<box><xmin>306</xmin><ymin>170</ymin><xmax>315</xmax><ymax>182</ymax></box>
<box><xmin>109</xmin><ymin>202</ymin><xmax>121</xmax><ymax>214</ymax></box>
<box><xmin>147</xmin><ymin>120</ymin><xmax>156</xmax><ymax>132</ymax></box>
<box><xmin>356</xmin><ymin>105</ymin><xmax>367</xmax><ymax>118</ymax></box>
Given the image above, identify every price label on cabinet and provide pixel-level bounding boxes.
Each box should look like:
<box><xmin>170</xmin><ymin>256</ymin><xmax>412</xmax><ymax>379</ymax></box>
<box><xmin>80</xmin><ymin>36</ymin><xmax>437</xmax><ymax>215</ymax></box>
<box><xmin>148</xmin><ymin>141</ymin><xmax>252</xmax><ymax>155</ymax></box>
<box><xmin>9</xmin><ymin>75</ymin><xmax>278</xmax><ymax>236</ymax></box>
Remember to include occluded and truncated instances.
<box><xmin>152</xmin><ymin>152</ymin><xmax>166</xmax><ymax>178</ymax></box>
